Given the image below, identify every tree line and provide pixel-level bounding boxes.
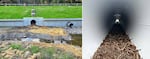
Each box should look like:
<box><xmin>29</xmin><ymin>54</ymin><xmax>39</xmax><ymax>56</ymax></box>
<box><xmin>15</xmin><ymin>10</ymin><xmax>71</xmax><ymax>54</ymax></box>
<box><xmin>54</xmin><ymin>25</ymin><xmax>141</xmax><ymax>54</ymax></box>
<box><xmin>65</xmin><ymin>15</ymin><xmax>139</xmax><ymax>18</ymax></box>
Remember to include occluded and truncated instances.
<box><xmin>0</xmin><ymin>0</ymin><xmax>82</xmax><ymax>4</ymax></box>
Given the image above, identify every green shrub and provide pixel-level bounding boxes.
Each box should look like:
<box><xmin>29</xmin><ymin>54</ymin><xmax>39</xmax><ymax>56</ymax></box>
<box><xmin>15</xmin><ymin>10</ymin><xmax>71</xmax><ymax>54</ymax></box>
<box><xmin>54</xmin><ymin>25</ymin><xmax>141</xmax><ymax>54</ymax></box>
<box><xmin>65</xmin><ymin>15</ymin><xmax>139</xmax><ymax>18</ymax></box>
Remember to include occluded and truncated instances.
<box><xmin>40</xmin><ymin>47</ymin><xmax>56</xmax><ymax>59</ymax></box>
<box><xmin>29</xmin><ymin>46</ymin><xmax>40</xmax><ymax>54</ymax></box>
<box><xmin>58</xmin><ymin>52</ymin><xmax>75</xmax><ymax>59</ymax></box>
<box><xmin>40</xmin><ymin>47</ymin><xmax>75</xmax><ymax>59</ymax></box>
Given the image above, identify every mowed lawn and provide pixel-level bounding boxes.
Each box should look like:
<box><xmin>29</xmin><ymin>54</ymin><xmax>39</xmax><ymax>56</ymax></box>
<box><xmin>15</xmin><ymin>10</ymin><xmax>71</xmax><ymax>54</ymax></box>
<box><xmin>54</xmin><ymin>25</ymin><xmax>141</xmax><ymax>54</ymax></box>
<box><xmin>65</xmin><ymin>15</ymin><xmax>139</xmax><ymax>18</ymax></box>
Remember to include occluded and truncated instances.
<box><xmin>0</xmin><ymin>6</ymin><xmax>82</xmax><ymax>19</ymax></box>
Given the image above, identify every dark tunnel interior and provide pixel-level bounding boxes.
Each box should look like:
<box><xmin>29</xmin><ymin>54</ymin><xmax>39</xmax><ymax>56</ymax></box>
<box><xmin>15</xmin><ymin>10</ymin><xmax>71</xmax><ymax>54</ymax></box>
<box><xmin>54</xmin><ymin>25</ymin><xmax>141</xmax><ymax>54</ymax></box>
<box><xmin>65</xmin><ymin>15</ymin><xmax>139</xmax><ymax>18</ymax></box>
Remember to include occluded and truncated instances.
<box><xmin>31</xmin><ymin>20</ymin><xmax>36</xmax><ymax>25</ymax></box>
<box><xmin>102</xmin><ymin>4</ymin><xmax>134</xmax><ymax>34</ymax></box>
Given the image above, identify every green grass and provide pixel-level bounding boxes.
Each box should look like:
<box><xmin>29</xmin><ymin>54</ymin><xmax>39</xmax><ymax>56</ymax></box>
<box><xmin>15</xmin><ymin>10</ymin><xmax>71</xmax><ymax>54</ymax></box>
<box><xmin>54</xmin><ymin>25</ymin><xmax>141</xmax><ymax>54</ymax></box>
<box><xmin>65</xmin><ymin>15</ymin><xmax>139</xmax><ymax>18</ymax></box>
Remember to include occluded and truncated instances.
<box><xmin>29</xmin><ymin>45</ymin><xmax>40</xmax><ymax>54</ymax></box>
<box><xmin>58</xmin><ymin>52</ymin><xmax>74</xmax><ymax>59</ymax></box>
<box><xmin>10</xmin><ymin>43</ymin><xmax>24</xmax><ymax>50</ymax></box>
<box><xmin>40</xmin><ymin>47</ymin><xmax>56</xmax><ymax>59</ymax></box>
<box><xmin>40</xmin><ymin>47</ymin><xmax>75</xmax><ymax>59</ymax></box>
<box><xmin>0</xmin><ymin>6</ymin><xmax>82</xmax><ymax>19</ymax></box>
<box><xmin>27</xmin><ymin>46</ymin><xmax>75</xmax><ymax>59</ymax></box>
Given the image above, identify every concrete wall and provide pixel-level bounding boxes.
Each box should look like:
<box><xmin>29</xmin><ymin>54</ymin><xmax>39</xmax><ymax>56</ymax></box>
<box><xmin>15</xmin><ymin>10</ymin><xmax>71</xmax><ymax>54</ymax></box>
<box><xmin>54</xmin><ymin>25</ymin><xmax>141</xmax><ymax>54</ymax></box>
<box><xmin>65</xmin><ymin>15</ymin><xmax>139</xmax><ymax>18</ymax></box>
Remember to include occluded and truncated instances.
<box><xmin>0</xmin><ymin>18</ymin><xmax>82</xmax><ymax>27</ymax></box>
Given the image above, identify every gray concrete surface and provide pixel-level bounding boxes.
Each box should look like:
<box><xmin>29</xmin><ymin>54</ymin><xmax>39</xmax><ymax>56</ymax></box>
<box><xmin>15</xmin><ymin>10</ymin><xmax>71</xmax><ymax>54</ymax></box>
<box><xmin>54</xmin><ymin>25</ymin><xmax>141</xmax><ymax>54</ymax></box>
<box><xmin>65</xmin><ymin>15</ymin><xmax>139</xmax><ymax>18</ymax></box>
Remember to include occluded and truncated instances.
<box><xmin>0</xmin><ymin>18</ymin><xmax>82</xmax><ymax>27</ymax></box>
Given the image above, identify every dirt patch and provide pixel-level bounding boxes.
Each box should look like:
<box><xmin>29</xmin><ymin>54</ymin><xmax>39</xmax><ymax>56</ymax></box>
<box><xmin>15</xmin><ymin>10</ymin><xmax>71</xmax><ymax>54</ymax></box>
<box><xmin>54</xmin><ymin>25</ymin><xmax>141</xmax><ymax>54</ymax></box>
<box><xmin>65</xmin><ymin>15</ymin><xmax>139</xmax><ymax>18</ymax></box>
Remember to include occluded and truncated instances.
<box><xmin>28</xmin><ymin>26</ymin><xmax>67</xmax><ymax>36</ymax></box>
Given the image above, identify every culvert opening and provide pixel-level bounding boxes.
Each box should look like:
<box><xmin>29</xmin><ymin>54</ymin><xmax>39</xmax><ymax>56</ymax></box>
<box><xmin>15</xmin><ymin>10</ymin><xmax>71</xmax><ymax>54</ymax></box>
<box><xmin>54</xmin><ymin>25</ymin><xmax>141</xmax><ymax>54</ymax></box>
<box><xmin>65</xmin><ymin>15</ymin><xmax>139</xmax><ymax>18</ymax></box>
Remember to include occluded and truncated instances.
<box><xmin>93</xmin><ymin>7</ymin><xmax>141</xmax><ymax>59</ymax></box>
<box><xmin>31</xmin><ymin>20</ymin><xmax>36</xmax><ymax>26</ymax></box>
<box><xmin>67</xmin><ymin>21</ymin><xmax>74</xmax><ymax>28</ymax></box>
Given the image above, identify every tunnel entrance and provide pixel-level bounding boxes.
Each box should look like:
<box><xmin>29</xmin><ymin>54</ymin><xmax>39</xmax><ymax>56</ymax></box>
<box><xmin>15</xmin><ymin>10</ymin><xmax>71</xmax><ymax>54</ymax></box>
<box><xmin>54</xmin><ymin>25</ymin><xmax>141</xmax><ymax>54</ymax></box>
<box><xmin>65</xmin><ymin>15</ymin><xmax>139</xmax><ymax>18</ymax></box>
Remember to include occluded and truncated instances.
<box><xmin>31</xmin><ymin>20</ymin><xmax>36</xmax><ymax>26</ymax></box>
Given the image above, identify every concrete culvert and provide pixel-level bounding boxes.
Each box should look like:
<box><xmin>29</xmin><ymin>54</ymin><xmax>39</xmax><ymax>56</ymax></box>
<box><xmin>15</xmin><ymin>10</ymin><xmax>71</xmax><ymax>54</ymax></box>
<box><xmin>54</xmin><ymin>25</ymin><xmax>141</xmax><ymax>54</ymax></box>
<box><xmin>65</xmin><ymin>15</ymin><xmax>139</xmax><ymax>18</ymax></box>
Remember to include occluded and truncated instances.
<box><xmin>93</xmin><ymin>5</ymin><xmax>140</xmax><ymax>58</ymax></box>
<box><xmin>31</xmin><ymin>20</ymin><xmax>36</xmax><ymax>26</ymax></box>
<box><xmin>67</xmin><ymin>21</ymin><xmax>74</xmax><ymax>28</ymax></box>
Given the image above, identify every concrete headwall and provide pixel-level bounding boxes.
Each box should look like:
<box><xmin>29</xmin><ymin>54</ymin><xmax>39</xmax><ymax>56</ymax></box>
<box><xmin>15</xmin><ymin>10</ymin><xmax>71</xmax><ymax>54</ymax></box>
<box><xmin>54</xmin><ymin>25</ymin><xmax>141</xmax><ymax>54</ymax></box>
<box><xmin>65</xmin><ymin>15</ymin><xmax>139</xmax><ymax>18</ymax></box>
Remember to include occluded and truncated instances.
<box><xmin>0</xmin><ymin>18</ymin><xmax>82</xmax><ymax>27</ymax></box>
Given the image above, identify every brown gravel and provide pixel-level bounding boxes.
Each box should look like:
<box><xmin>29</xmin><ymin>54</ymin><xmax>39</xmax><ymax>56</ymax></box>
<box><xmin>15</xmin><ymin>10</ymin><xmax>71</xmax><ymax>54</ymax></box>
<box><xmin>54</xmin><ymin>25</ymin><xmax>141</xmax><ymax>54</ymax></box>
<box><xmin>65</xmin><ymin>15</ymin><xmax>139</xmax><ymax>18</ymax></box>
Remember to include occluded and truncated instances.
<box><xmin>93</xmin><ymin>24</ymin><xmax>141</xmax><ymax>59</ymax></box>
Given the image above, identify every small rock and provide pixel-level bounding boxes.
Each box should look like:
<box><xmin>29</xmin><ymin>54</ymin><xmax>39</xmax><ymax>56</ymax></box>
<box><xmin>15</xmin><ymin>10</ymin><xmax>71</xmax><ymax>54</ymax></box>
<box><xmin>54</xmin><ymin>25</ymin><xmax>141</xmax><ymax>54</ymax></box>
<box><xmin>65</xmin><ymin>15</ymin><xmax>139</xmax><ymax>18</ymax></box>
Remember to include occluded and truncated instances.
<box><xmin>28</xmin><ymin>52</ymin><xmax>41</xmax><ymax>59</ymax></box>
<box><xmin>1</xmin><ymin>53</ymin><xmax>6</xmax><ymax>57</ymax></box>
<box><xmin>30</xmin><ymin>55</ymin><xmax>37</xmax><ymax>59</ymax></box>
<box><xmin>5</xmin><ymin>54</ymin><xmax>13</xmax><ymax>58</ymax></box>
<box><xmin>5</xmin><ymin>50</ymin><xmax>14</xmax><ymax>55</ymax></box>
<box><xmin>0</xmin><ymin>44</ymin><xmax>5</xmax><ymax>48</ymax></box>
<box><xmin>24</xmin><ymin>51</ymin><xmax>31</xmax><ymax>58</ymax></box>
<box><xmin>7</xmin><ymin>47</ymin><xmax>12</xmax><ymax>50</ymax></box>
<box><xmin>19</xmin><ymin>51</ymin><xmax>24</xmax><ymax>56</ymax></box>
<box><xmin>15</xmin><ymin>50</ymin><xmax>21</xmax><ymax>55</ymax></box>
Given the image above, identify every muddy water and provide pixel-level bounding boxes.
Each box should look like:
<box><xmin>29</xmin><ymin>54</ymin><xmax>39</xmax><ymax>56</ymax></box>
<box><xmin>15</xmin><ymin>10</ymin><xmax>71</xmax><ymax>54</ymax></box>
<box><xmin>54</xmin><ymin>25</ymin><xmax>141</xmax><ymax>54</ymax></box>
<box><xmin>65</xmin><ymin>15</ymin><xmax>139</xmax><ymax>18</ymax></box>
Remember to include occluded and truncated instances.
<box><xmin>68</xmin><ymin>34</ymin><xmax>82</xmax><ymax>47</ymax></box>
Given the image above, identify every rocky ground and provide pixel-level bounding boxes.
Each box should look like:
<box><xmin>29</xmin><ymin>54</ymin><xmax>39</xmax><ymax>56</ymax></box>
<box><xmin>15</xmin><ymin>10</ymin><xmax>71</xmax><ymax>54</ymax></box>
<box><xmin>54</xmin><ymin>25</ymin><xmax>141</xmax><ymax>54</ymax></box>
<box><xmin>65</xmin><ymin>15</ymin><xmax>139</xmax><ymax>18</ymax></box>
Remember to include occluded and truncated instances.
<box><xmin>0</xmin><ymin>26</ymin><xmax>70</xmax><ymax>40</ymax></box>
<box><xmin>93</xmin><ymin>24</ymin><xmax>141</xmax><ymax>59</ymax></box>
<box><xmin>65</xmin><ymin>27</ymin><xmax>82</xmax><ymax>34</ymax></box>
<box><xmin>0</xmin><ymin>25</ymin><xmax>82</xmax><ymax>59</ymax></box>
<box><xmin>0</xmin><ymin>41</ymin><xmax>81</xmax><ymax>59</ymax></box>
<box><xmin>0</xmin><ymin>26</ymin><xmax>82</xmax><ymax>43</ymax></box>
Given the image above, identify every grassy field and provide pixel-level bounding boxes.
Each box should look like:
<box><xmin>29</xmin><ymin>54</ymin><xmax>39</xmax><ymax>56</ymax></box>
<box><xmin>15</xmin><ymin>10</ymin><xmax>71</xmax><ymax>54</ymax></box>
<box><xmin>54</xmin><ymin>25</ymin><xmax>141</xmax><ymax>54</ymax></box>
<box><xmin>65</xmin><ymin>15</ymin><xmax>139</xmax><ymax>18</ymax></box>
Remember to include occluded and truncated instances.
<box><xmin>0</xmin><ymin>6</ymin><xmax>82</xmax><ymax>19</ymax></box>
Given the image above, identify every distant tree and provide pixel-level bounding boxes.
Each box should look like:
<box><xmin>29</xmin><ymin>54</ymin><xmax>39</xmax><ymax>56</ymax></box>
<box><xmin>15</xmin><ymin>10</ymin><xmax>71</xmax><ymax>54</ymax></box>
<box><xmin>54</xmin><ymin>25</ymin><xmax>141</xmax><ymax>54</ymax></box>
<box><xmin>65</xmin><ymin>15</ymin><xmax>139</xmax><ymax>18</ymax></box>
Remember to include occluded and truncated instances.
<box><xmin>40</xmin><ymin>0</ymin><xmax>52</xmax><ymax>4</ymax></box>
<box><xmin>10</xmin><ymin>0</ymin><xmax>17</xmax><ymax>3</ymax></box>
<box><xmin>40</xmin><ymin>0</ymin><xmax>43</xmax><ymax>4</ymax></box>
<box><xmin>59</xmin><ymin>0</ymin><xmax>65</xmax><ymax>3</ymax></box>
<box><xmin>0</xmin><ymin>0</ymin><xmax>81</xmax><ymax>4</ymax></box>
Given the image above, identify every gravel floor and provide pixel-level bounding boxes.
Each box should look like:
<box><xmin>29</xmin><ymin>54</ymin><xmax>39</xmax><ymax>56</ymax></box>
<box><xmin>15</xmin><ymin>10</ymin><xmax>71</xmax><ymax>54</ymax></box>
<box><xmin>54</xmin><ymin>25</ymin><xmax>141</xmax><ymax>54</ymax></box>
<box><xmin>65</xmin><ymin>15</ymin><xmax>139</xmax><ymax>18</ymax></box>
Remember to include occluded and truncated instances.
<box><xmin>93</xmin><ymin>24</ymin><xmax>141</xmax><ymax>59</ymax></box>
